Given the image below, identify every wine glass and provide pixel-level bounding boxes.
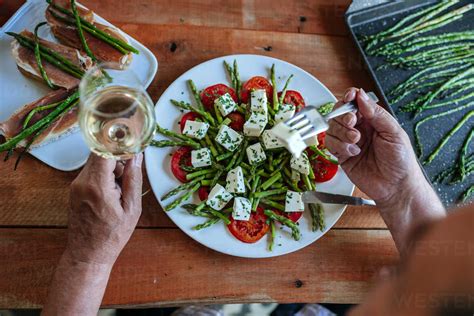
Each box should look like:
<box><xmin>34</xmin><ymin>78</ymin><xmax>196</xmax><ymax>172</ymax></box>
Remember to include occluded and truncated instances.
<box><xmin>79</xmin><ymin>63</ymin><xmax>156</xmax><ymax>160</ymax></box>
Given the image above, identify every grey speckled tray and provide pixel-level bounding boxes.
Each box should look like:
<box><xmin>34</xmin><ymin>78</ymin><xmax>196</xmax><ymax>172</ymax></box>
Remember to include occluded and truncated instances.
<box><xmin>346</xmin><ymin>0</ymin><xmax>474</xmax><ymax>206</ymax></box>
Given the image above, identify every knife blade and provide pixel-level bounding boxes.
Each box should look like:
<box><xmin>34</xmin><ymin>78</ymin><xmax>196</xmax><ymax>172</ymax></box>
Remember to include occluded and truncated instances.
<box><xmin>302</xmin><ymin>191</ymin><xmax>376</xmax><ymax>206</ymax></box>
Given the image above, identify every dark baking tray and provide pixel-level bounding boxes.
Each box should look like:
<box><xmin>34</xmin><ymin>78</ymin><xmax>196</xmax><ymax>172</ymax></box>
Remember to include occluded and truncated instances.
<box><xmin>345</xmin><ymin>0</ymin><xmax>474</xmax><ymax>206</ymax></box>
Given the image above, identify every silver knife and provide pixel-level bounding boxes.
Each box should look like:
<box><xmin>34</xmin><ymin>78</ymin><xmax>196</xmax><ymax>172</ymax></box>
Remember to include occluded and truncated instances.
<box><xmin>302</xmin><ymin>191</ymin><xmax>376</xmax><ymax>206</ymax></box>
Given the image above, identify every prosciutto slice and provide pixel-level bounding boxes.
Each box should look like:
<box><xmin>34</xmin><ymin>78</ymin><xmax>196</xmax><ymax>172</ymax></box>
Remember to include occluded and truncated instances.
<box><xmin>0</xmin><ymin>89</ymin><xmax>78</xmax><ymax>148</ymax></box>
<box><xmin>46</xmin><ymin>0</ymin><xmax>133</xmax><ymax>69</ymax></box>
<box><xmin>11</xmin><ymin>30</ymin><xmax>93</xmax><ymax>90</ymax></box>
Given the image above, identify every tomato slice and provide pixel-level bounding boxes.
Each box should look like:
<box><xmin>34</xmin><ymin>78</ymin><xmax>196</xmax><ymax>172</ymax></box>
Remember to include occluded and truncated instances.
<box><xmin>240</xmin><ymin>76</ymin><xmax>273</xmax><ymax>104</ymax></box>
<box><xmin>227</xmin><ymin>112</ymin><xmax>245</xmax><ymax>131</ymax></box>
<box><xmin>170</xmin><ymin>146</ymin><xmax>192</xmax><ymax>183</ymax></box>
<box><xmin>180</xmin><ymin>112</ymin><xmax>201</xmax><ymax>132</ymax></box>
<box><xmin>317</xmin><ymin>132</ymin><xmax>326</xmax><ymax>149</ymax></box>
<box><xmin>200</xmin><ymin>84</ymin><xmax>237</xmax><ymax>110</ymax></box>
<box><xmin>198</xmin><ymin>186</ymin><xmax>210</xmax><ymax>201</ymax></box>
<box><xmin>312</xmin><ymin>156</ymin><xmax>338</xmax><ymax>183</ymax></box>
<box><xmin>278</xmin><ymin>90</ymin><xmax>306</xmax><ymax>112</ymax></box>
<box><xmin>275</xmin><ymin>210</ymin><xmax>303</xmax><ymax>223</ymax></box>
<box><xmin>228</xmin><ymin>207</ymin><xmax>270</xmax><ymax>243</ymax></box>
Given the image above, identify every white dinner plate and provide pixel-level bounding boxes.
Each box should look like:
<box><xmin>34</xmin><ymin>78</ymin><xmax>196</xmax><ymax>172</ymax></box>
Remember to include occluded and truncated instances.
<box><xmin>145</xmin><ymin>54</ymin><xmax>354</xmax><ymax>258</ymax></box>
<box><xmin>0</xmin><ymin>0</ymin><xmax>158</xmax><ymax>171</ymax></box>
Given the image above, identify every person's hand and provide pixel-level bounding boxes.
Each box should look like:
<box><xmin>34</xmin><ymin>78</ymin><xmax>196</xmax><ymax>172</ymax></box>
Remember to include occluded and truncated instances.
<box><xmin>325</xmin><ymin>88</ymin><xmax>426</xmax><ymax>207</ymax></box>
<box><xmin>67</xmin><ymin>153</ymin><xmax>143</xmax><ymax>265</ymax></box>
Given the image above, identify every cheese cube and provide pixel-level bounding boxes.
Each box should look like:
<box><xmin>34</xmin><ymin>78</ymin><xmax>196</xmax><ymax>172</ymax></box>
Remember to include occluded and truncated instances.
<box><xmin>182</xmin><ymin>120</ymin><xmax>209</xmax><ymax>140</ymax></box>
<box><xmin>250</xmin><ymin>89</ymin><xmax>268</xmax><ymax>115</ymax></box>
<box><xmin>271</xmin><ymin>122</ymin><xmax>307</xmax><ymax>157</ymax></box>
<box><xmin>215</xmin><ymin>125</ymin><xmax>243</xmax><ymax>152</ymax></box>
<box><xmin>261</xmin><ymin>130</ymin><xmax>284</xmax><ymax>149</ymax></box>
<box><xmin>246</xmin><ymin>142</ymin><xmax>266</xmax><ymax>165</ymax></box>
<box><xmin>232</xmin><ymin>197</ymin><xmax>251</xmax><ymax>221</ymax></box>
<box><xmin>226</xmin><ymin>166</ymin><xmax>246</xmax><ymax>193</ymax></box>
<box><xmin>243</xmin><ymin>112</ymin><xmax>267</xmax><ymax>137</ymax></box>
<box><xmin>290</xmin><ymin>152</ymin><xmax>310</xmax><ymax>175</ymax></box>
<box><xmin>274</xmin><ymin>103</ymin><xmax>296</xmax><ymax>124</ymax></box>
<box><xmin>285</xmin><ymin>190</ymin><xmax>304</xmax><ymax>212</ymax></box>
<box><xmin>215</xmin><ymin>93</ymin><xmax>237</xmax><ymax>117</ymax></box>
<box><xmin>206</xmin><ymin>184</ymin><xmax>233</xmax><ymax>211</ymax></box>
<box><xmin>191</xmin><ymin>148</ymin><xmax>212</xmax><ymax>168</ymax></box>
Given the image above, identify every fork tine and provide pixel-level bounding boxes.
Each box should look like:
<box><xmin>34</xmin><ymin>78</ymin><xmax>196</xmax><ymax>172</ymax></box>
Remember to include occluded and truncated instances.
<box><xmin>290</xmin><ymin>118</ymin><xmax>310</xmax><ymax>130</ymax></box>
<box><xmin>286</xmin><ymin>113</ymin><xmax>305</xmax><ymax>126</ymax></box>
<box><xmin>301</xmin><ymin>129</ymin><xmax>318</xmax><ymax>140</ymax></box>
<box><xmin>297</xmin><ymin>124</ymin><xmax>313</xmax><ymax>135</ymax></box>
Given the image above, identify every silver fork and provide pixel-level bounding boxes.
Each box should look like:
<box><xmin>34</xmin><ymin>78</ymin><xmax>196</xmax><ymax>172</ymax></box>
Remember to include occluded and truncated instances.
<box><xmin>285</xmin><ymin>91</ymin><xmax>379</xmax><ymax>140</ymax></box>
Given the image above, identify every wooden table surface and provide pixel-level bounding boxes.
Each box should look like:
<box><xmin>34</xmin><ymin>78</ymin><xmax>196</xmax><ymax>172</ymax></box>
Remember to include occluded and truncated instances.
<box><xmin>0</xmin><ymin>0</ymin><xmax>398</xmax><ymax>309</ymax></box>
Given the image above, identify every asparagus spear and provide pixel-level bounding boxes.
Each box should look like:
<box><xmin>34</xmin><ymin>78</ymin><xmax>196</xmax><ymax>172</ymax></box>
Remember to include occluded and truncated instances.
<box><xmin>33</xmin><ymin>22</ymin><xmax>57</xmax><ymax>89</ymax></box>
<box><xmin>14</xmin><ymin>99</ymin><xmax>78</xmax><ymax>169</ymax></box>
<box><xmin>269</xmin><ymin>221</ymin><xmax>276</xmax><ymax>251</ymax></box>
<box><xmin>193</xmin><ymin>218</ymin><xmax>220</xmax><ymax>230</ymax></box>
<box><xmin>460</xmin><ymin>185</ymin><xmax>474</xmax><ymax>202</ymax></box>
<box><xmin>278</xmin><ymin>74</ymin><xmax>294</xmax><ymax>105</ymax></box>
<box><xmin>164</xmin><ymin>182</ymin><xmax>201</xmax><ymax>211</ymax></box>
<box><xmin>188</xmin><ymin>80</ymin><xmax>205</xmax><ymax>111</ymax></box>
<box><xmin>414</xmin><ymin>102</ymin><xmax>473</xmax><ymax>158</ymax></box>
<box><xmin>150</xmin><ymin>139</ymin><xmax>200</xmax><ymax>149</ymax></box>
<box><xmin>264</xmin><ymin>209</ymin><xmax>301</xmax><ymax>241</ymax></box>
<box><xmin>161</xmin><ymin>176</ymin><xmax>205</xmax><ymax>200</ymax></box>
<box><xmin>71</xmin><ymin>0</ymin><xmax>96</xmax><ymax>61</ymax></box>
<box><xmin>0</xmin><ymin>91</ymin><xmax>79</xmax><ymax>152</ymax></box>
<box><xmin>423</xmin><ymin>110</ymin><xmax>473</xmax><ymax>165</ymax></box>
<box><xmin>46</xmin><ymin>0</ymin><xmax>139</xmax><ymax>54</ymax></box>
<box><xmin>6</xmin><ymin>32</ymin><xmax>84</xmax><ymax>78</ymax></box>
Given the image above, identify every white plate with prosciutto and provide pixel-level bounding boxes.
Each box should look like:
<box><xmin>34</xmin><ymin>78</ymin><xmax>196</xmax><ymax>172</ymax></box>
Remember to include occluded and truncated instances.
<box><xmin>0</xmin><ymin>0</ymin><xmax>157</xmax><ymax>171</ymax></box>
<box><xmin>145</xmin><ymin>54</ymin><xmax>354</xmax><ymax>258</ymax></box>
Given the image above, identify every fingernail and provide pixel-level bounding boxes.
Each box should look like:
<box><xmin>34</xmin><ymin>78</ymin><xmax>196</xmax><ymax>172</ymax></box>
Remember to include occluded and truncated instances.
<box><xmin>133</xmin><ymin>153</ymin><xmax>143</xmax><ymax>167</ymax></box>
<box><xmin>344</xmin><ymin>89</ymin><xmax>355</xmax><ymax>102</ymax></box>
<box><xmin>347</xmin><ymin>130</ymin><xmax>358</xmax><ymax>142</ymax></box>
<box><xmin>343</xmin><ymin>114</ymin><xmax>354</xmax><ymax>125</ymax></box>
<box><xmin>360</xmin><ymin>88</ymin><xmax>370</xmax><ymax>102</ymax></box>
<box><xmin>348</xmin><ymin>144</ymin><xmax>361</xmax><ymax>156</ymax></box>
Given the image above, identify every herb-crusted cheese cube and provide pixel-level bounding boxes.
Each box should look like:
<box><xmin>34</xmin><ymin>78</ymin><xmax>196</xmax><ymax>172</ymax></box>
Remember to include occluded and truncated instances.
<box><xmin>215</xmin><ymin>93</ymin><xmax>237</xmax><ymax>117</ymax></box>
<box><xmin>182</xmin><ymin>120</ymin><xmax>209</xmax><ymax>140</ymax></box>
<box><xmin>274</xmin><ymin>103</ymin><xmax>296</xmax><ymax>124</ymax></box>
<box><xmin>232</xmin><ymin>197</ymin><xmax>251</xmax><ymax>221</ymax></box>
<box><xmin>243</xmin><ymin>112</ymin><xmax>267</xmax><ymax>137</ymax></box>
<box><xmin>290</xmin><ymin>152</ymin><xmax>310</xmax><ymax>175</ymax></box>
<box><xmin>261</xmin><ymin>130</ymin><xmax>284</xmax><ymax>149</ymax></box>
<box><xmin>246</xmin><ymin>142</ymin><xmax>266</xmax><ymax>165</ymax></box>
<box><xmin>285</xmin><ymin>190</ymin><xmax>304</xmax><ymax>212</ymax></box>
<box><xmin>226</xmin><ymin>166</ymin><xmax>245</xmax><ymax>193</ymax></box>
<box><xmin>215</xmin><ymin>125</ymin><xmax>243</xmax><ymax>152</ymax></box>
<box><xmin>191</xmin><ymin>148</ymin><xmax>212</xmax><ymax>168</ymax></box>
<box><xmin>271</xmin><ymin>122</ymin><xmax>307</xmax><ymax>157</ymax></box>
<box><xmin>250</xmin><ymin>89</ymin><xmax>268</xmax><ymax>115</ymax></box>
<box><xmin>206</xmin><ymin>184</ymin><xmax>233</xmax><ymax>211</ymax></box>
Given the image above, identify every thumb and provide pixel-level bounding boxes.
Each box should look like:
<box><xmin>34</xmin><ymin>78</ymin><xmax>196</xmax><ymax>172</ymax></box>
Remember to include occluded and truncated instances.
<box><xmin>121</xmin><ymin>153</ymin><xmax>143</xmax><ymax>213</ymax></box>
<box><xmin>357</xmin><ymin>89</ymin><xmax>400</xmax><ymax>135</ymax></box>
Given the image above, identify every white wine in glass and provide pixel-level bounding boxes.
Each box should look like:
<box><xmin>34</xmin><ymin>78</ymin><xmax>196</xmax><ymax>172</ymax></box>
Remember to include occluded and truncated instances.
<box><xmin>79</xmin><ymin>63</ymin><xmax>156</xmax><ymax>160</ymax></box>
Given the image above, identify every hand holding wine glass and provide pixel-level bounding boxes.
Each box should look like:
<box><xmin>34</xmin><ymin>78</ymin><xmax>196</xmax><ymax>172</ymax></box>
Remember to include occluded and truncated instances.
<box><xmin>79</xmin><ymin>63</ymin><xmax>156</xmax><ymax>160</ymax></box>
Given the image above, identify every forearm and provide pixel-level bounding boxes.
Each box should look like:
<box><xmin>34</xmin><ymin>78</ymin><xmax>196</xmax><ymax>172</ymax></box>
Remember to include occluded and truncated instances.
<box><xmin>42</xmin><ymin>249</ymin><xmax>113</xmax><ymax>316</ymax></box>
<box><xmin>378</xmin><ymin>175</ymin><xmax>446</xmax><ymax>256</ymax></box>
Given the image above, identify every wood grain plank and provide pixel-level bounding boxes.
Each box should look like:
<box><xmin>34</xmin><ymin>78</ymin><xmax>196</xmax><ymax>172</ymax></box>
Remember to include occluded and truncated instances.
<box><xmin>0</xmin><ymin>228</ymin><xmax>398</xmax><ymax>308</ymax></box>
<box><xmin>0</xmin><ymin>152</ymin><xmax>384</xmax><ymax>228</ymax></box>
<box><xmin>0</xmin><ymin>24</ymin><xmax>379</xmax><ymax>228</ymax></box>
<box><xmin>80</xmin><ymin>0</ymin><xmax>351</xmax><ymax>36</ymax></box>
<box><xmin>123</xmin><ymin>24</ymin><xmax>374</xmax><ymax>100</ymax></box>
<box><xmin>0</xmin><ymin>0</ymin><xmax>24</xmax><ymax>26</ymax></box>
